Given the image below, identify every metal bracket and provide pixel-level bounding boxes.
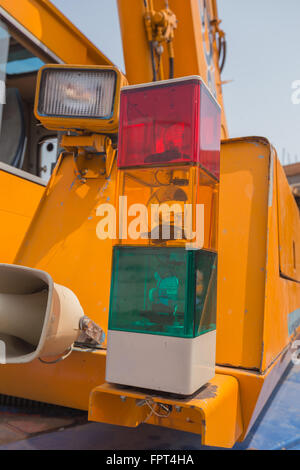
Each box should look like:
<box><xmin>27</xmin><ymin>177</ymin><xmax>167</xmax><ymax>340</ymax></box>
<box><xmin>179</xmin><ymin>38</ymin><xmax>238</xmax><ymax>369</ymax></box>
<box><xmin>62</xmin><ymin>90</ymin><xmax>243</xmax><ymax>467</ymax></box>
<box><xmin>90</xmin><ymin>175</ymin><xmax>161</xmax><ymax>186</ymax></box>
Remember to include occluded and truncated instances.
<box><xmin>61</xmin><ymin>134</ymin><xmax>117</xmax><ymax>181</ymax></box>
<box><xmin>77</xmin><ymin>316</ymin><xmax>106</xmax><ymax>346</ymax></box>
<box><xmin>144</xmin><ymin>0</ymin><xmax>177</xmax><ymax>80</ymax></box>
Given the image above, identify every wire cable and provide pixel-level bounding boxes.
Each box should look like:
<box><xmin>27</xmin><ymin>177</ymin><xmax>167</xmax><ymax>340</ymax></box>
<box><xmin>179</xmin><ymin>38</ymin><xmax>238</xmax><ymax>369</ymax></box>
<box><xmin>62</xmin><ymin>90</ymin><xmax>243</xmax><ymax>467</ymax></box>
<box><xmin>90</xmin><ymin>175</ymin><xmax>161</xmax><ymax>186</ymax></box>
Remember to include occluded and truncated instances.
<box><xmin>219</xmin><ymin>37</ymin><xmax>227</xmax><ymax>73</ymax></box>
<box><xmin>142</xmin><ymin>398</ymin><xmax>172</xmax><ymax>423</ymax></box>
<box><xmin>39</xmin><ymin>347</ymin><xmax>73</xmax><ymax>365</ymax></box>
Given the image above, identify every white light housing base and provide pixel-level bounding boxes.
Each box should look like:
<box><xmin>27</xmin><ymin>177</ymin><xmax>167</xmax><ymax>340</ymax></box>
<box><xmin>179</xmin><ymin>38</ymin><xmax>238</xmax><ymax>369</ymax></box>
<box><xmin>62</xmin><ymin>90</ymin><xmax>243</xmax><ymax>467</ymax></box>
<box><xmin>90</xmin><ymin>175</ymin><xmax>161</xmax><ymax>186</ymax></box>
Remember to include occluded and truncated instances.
<box><xmin>106</xmin><ymin>330</ymin><xmax>216</xmax><ymax>396</ymax></box>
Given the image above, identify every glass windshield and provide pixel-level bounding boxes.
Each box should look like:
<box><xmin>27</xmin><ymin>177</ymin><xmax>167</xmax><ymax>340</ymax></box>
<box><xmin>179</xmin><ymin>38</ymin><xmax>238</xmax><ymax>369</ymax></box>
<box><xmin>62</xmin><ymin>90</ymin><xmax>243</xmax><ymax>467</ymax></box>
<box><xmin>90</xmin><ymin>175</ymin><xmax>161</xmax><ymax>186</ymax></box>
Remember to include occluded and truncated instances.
<box><xmin>7</xmin><ymin>38</ymin><xmax>44</xmax><ymax>75</ymax></box>
<box><xmin>0</xmin><ymin>20</ymin><xmax>47</xmax><ymax>171</ymax></box>
<box><xmin>0</xmin><ymin>22</ymin><xmax>9</xmax><ymax>131</ymax></box>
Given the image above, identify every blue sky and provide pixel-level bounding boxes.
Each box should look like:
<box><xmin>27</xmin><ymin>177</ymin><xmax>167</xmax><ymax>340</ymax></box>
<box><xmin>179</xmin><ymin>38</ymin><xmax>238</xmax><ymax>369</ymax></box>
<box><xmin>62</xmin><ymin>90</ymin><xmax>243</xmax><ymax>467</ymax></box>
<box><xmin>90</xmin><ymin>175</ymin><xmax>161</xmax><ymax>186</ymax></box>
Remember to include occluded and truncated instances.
<box><xmin>52</xmin><ymin>0</ymin><xmax>300</xmax><ymax>164</ymax></box>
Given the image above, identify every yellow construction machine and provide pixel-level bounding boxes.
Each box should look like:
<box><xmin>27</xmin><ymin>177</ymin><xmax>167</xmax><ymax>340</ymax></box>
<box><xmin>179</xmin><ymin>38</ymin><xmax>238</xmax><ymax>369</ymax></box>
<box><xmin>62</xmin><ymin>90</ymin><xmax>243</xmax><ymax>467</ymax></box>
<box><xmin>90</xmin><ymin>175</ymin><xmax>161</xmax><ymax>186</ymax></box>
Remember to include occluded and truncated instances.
<box><xmin>0</xmin><ymin>0</ymin><xmax>298</xmax><ymax>449</ymax></box>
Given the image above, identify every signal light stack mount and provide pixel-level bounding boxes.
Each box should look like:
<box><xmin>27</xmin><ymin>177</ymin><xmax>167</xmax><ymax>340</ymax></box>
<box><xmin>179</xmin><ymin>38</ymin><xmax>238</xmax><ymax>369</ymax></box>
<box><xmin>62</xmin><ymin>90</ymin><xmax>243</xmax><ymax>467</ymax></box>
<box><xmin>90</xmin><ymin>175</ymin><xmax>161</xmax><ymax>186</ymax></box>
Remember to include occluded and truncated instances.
<box><xmin>106</xmin><ymin>75</ymin><xmax>221</xmax><ymax>396</ymax></box>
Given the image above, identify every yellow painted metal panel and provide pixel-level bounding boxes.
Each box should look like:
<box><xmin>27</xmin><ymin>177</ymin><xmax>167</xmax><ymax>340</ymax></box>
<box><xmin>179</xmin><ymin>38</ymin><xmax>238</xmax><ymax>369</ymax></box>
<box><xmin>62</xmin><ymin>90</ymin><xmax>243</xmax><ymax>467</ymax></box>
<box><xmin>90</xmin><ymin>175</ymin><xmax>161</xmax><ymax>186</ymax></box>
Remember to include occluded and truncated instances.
<box><xmin>0</xmin><ymin>350</ymin><xmax>106</xmax><ymax>410</ymax></box>
<box><xmin>117</xmin><ymin>0</ymin><xmax>154</xmax><ymax>84</ymax></box>
<box><xmin>216</xmin><ymin>335</ymin><xmax>299</xmax><ymax>441</ymax></box>
<box><xmin>0</xmin><ymin>0</ymin><xmax>297</xmax><ymax>449</ymax></box>
<box><xmin>117</xmin><ymin>0</ymin><xmax>228</xmax><ymax>138</ymax></box>
<box><xmin>0</xmin><ymin>329</ymin><xmax>297</xmax><ymax>445</ymax></box>
<box><xmin>261</xmin><ymin>150</ymin><xmax>300</xmax><ymax>370</ymax></box>
<box><xmin>0</xmin><ymin>138</ymin><xmax>296</xmax><ymax>447</ymax></box>
<box><xmin>217</xmin><ymin>141</ymin><xmax>300</xmax><ymax>373</ymax></box>
<box><xmin>15</xmin><ymin>153</ymin><xmax>117</xmax><ymax>335</ymax></box>
<box><xmin>0</xmin><ymin>169</ymin><xmax>44</xmax><ymax>263</ymax></box>
<box><xmin>0</xmin><ymin>0</ymin><xmax>112</xmax><ymax>65</ymax></box>
<box><xmin>89</xmin><ymin>374</ymin><xmax>243</xmax><ymax>449</ymax></box>
<box><xmin>216</xmin><ymin>138</ymin><xmax>270</xmax><ymax>369</ymax></box>
<box><xmin>276</xmin><ymin>159</ymin><xmax>300</xmax><ymax>282</ymax></box>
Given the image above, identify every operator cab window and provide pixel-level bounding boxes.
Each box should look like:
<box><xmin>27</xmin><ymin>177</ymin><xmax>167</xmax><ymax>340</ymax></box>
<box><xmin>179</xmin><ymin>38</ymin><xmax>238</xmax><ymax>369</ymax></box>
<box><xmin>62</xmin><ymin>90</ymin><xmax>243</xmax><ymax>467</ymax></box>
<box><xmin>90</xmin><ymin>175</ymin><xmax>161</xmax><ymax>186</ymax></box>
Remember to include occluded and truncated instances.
<box><xmin>0</xmin><ymin>19</ymin><xmax>59</xmax><ymax>182</ymax></box>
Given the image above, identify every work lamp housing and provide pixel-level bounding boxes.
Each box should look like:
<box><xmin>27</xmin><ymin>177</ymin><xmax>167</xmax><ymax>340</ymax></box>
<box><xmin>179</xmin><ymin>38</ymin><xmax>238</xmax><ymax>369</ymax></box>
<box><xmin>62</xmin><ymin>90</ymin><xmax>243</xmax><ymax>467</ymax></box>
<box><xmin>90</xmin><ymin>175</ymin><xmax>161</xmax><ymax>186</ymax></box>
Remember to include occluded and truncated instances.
<box><xmin>34</xmin><ymin>64</ymin><xmax>128</xmax><ymax>134</ymax></box>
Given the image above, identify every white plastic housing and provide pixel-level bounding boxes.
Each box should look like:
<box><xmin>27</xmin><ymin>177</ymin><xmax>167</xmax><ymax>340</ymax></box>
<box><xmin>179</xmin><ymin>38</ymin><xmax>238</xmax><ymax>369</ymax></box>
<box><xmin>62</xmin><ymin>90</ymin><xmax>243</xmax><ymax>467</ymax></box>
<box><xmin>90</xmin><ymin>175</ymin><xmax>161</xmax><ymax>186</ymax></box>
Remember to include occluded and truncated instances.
<box><xmin>106</xmin><ymin>330</ymin><xmax>216</xmax><ymax>396</ymax></box>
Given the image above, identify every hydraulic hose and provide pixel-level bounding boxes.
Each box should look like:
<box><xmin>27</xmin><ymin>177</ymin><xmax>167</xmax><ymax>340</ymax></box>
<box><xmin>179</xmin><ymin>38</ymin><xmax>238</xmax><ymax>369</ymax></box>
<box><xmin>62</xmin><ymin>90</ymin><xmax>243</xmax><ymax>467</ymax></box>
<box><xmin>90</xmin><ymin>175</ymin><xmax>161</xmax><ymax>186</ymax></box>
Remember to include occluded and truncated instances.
<box><xmin>219</xmin><ymin>36</ymin><xmax>227</xmax><ymax>73</ymax></box>
<box><xmin>150</xmin><ymin>41</ymin><xmax>157</xmax><ymax>81</ymax></box>
<box><xmin>169</xmin><ymin>56</ymin><xmax>174</xmax><ymax>79</ymax></box>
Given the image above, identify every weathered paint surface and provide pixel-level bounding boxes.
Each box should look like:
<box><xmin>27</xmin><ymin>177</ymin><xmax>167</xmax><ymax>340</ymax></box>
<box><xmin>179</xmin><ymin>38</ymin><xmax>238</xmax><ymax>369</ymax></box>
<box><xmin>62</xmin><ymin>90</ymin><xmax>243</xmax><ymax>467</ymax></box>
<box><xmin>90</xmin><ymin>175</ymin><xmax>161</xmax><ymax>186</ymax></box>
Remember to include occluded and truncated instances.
<box><xmin>217</xmin><ymin>138</ymin><xmax>270</xmax><ymax>369</ymax></box>
<box><xmin>15</xmin><ymin>153</ymin><xmax>117</xmax><ymax>335</ymax></box>
<box><xmin>0</xmin><ymin>365</ymin><xmax>298</xmax><ymax>450</ymax></box>
<box><xmin>217</xmin><ymin>138</ymin><xmax>300</xmax><ymax>372</ymax></box>
<box><xmin>0</xmin><ymin>168</ymin><xmax>45</xmax><ymax>263</ymax></box>
<box><xmin>0</xmin><ymin>138</ymin><xmax>298</xmax><ymax>449</ymax></box>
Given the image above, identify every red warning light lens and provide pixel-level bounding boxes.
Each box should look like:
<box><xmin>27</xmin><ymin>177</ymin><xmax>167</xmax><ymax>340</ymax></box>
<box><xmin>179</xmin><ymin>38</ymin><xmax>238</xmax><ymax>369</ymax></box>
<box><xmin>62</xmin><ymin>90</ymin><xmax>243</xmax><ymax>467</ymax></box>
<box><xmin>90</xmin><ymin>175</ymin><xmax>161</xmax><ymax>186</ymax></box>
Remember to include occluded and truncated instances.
<box><xmin>118</xmin><ymin>78</ymin><xmax>221</xmax><ymax>178</ymax></box>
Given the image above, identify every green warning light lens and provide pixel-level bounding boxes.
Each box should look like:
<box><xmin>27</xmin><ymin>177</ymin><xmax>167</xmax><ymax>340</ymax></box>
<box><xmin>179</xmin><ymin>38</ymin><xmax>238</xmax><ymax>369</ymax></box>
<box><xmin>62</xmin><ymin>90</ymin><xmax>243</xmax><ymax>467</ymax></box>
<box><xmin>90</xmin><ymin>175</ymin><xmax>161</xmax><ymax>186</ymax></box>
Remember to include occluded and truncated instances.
<box><xmin>109</xmin><ymin>246</ymin><xmax>217</xmax><ymax>338</ymax></box>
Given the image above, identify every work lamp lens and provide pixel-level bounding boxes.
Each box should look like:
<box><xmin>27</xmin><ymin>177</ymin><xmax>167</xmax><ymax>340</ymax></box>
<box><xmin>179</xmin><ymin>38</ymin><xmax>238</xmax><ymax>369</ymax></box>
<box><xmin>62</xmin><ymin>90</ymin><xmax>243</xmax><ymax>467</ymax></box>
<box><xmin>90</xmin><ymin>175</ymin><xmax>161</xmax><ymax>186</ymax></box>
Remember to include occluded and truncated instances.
<box><xmin>38</xmin><ymin>68</ymin><xmax>116</xmax><ymax>119</ymax></box>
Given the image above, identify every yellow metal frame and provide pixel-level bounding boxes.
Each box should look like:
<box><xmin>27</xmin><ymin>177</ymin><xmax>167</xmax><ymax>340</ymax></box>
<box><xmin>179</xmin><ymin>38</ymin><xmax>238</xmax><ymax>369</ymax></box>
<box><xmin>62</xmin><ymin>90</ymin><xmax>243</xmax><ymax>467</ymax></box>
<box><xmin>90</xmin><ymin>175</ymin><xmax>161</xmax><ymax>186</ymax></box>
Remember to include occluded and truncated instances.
<box><xmin>0</xmin><ymin>0</ymin><xmax>113</xmax><ymax>66</ymax></box>
<box><xmin>217</xmin><ymin>137</ymin><xmax>300</xmax><ymax>372</ymax></box>
<box><xmin>0</xmin><ymin>0</ymin><xmax>298</xmax><ymax>449</ymax></box>
<box><xmin>89</xmin><ymin>375</ymin><xmax>243</xmax><ymax>449</ymax></box>
<box><xmin>0</xmin><ymin>166</ymin><xmax>45</xmax><ymax>264</ymax></box>
<box><xmin>117</xmin><ymin>0</ymin><xmax>228</xmax><ymax>138</ymax></box>
<box><xmin>0</xmin><ymin>138</ymin><xmax>297</xmax><ymax>448</ymax></box>
<box><xmin>34</xmin><ymin>64</ymin><xmax>128</xmax><ymax>134</ymax></box>
<box><xmin>0</xmin><ymin>0</ymin><xmax>118</xmax><ymax>270</ymax></box>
